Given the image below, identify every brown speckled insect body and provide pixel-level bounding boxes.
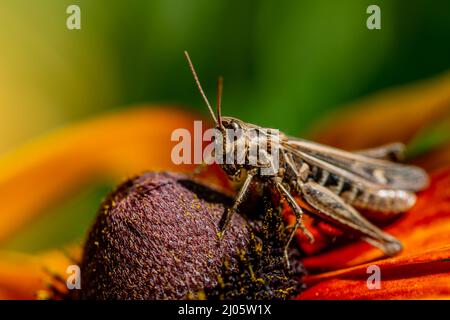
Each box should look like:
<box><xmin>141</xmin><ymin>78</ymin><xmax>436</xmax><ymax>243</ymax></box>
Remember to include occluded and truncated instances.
<box><xmin>184</xmin><ymin>51</ymin><xmax>429</xmax><ymax>267</ymax></box>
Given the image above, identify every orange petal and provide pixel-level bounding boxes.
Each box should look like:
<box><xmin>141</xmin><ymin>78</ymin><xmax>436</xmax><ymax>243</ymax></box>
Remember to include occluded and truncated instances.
<box><xmin>296</xmin><ymin>167</ymin><xmax>450</xmax><ymax>299</ymax></box>
<box><xmin>413</xmin><ymin>143</ymin><xmax>450</xmax><ymax>172</ymax></box>
<box><xmin>0</xmin><ymin>246</ymin><xmax>80</xmax><ymax>299</ymax></box>
<box><xmin>297</xmin><ymin>246</ymin><xmax>450</xmax><ymax>300</ymax></box>
<box><xmin>0</xmin><ymin>106</ymin><xmax>201</xmax><ymax>243</ymax></box>
<box><xmin>310</xmin><ymin>72</ymin><xmax>450</xmax><ymax>150</ymax></box>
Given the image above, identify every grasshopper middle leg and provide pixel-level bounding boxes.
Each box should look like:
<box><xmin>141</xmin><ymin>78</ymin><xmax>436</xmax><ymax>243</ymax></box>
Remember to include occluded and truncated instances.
<box><xmin>273</xmin><ymin>179</ymin><xmax>314</xmax><ymax>268</ymax></box>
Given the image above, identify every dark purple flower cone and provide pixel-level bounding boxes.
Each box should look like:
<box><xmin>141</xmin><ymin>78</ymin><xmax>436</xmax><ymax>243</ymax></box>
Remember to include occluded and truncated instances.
<box><xmin>79</xmin><ymin>172</ymin><xmax>250</xmax><ymax>299</ymax></box>
<box><xmin>78</xmin><ymin>172</ymin><xmax>306</xmax><ymax>300</ymax></box>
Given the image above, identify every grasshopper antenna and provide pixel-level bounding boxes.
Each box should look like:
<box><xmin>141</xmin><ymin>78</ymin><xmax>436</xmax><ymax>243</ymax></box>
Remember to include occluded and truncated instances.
<box><xmin>184</xmin><ymin>51</ymin><xmax>218</xmax><ymax>125</ymax></box>
<box><xmin>216</xmin><ymin>76</ymin><xmax>224</xmax><ymax>130</ymax></box>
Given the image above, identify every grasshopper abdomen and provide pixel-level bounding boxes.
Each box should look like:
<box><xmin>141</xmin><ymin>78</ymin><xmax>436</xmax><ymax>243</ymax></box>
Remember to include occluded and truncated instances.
<box><xmin>301</xmin><ymin>163</ymin><xmax>417</xmax><ymax>214</ymax></box>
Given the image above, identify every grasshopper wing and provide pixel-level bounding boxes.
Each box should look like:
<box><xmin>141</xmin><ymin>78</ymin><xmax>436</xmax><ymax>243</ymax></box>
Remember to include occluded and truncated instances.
<box><xmin>284</xmin><ymin>138</ymin><xmax>429</xmax><ymax>191</ymax></box>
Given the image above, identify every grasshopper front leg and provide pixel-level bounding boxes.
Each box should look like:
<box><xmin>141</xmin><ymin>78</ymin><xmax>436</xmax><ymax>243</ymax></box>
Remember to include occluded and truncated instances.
<box><xmin>189</xmin><ymin>152</ymin><xmax>216</xmax><ymax>178</ymax></box>
<box><xmin>300</xmin><ymin>181</ymin><xmax>402</xmax><ymax>256</ymax></box>
<box><xmin>218</xmin><ymin>170</ymin><xmax>255</xmax><ymax>239</ymax></box>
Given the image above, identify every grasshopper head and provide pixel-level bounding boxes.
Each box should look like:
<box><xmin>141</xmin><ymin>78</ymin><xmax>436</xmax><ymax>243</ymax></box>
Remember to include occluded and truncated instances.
<box><xmin>219</xmin><ymin>116</ymin><xmax>244</xmax><ymax>131</ymax></box>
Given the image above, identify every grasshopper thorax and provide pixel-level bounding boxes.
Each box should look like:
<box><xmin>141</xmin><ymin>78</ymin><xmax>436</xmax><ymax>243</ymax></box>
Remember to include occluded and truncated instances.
<box><xmin>214</xmin><ymin>117</ymin><xmax>283</xmax><ymax>179</ymax></box>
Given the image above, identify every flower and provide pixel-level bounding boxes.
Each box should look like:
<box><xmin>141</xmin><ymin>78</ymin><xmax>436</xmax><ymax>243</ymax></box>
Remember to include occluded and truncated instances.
<box><xmin>0</xmin><ymin>72</ymin><xmax>450</xmax><ymax>299</ymax></box>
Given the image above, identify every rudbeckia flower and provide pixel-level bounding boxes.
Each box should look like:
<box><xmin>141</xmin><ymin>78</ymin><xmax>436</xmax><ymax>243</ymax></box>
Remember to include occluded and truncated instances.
<box><xmin>0</xmin><ymin>72</ymin><xmax>449</xmax><ymax>300</ymax></box>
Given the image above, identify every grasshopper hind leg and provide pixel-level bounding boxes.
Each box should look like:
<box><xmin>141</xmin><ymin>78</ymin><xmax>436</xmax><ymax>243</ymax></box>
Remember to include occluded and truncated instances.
<box><xmin>300</xmin><ymin>181</ymin><xmax>402</xmax><ymax>256</ymax></box>
<box><xmin>356</xmin><ymin>142</ymin><xmax>406</xmax><ymax>162</ymax></box>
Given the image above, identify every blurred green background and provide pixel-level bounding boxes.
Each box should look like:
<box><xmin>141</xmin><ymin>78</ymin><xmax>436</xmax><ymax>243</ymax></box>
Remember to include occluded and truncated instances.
<box><xmin>1</xmin><ymin>0</ymin><xmax>449</xmax><ymax>252</ymax></box>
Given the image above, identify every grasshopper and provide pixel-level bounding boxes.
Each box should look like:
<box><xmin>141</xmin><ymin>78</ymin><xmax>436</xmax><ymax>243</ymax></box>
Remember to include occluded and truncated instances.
<box><xmin>184</xmin><ymin>51</ymin><xmax>429</xmax><ymax>266</ymax></box>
